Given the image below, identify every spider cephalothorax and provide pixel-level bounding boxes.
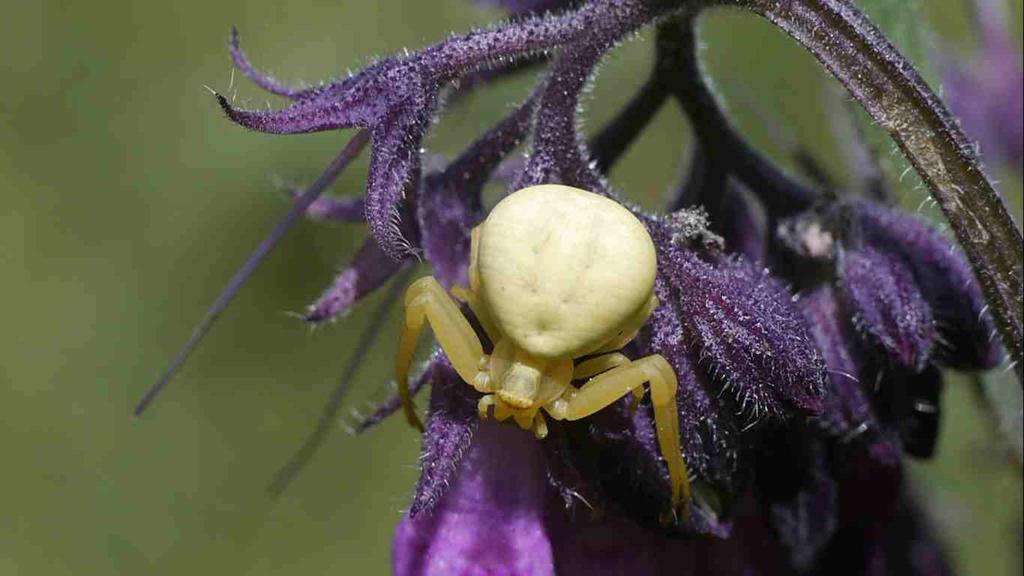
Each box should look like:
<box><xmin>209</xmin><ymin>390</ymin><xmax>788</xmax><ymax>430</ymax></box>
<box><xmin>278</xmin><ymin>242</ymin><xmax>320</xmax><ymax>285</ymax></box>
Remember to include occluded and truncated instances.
<box><xmin>395</xmin><ymin>184</ymin><xmax>691</xmax><ymax>517</ymax></box>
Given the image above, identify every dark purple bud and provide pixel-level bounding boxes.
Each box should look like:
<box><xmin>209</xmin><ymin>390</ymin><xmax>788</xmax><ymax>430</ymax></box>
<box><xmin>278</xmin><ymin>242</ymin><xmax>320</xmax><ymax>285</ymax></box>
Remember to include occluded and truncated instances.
<box><xmin>837</xmin><ymin>246</ymin><xmax>936</xmax><ymax>371</ymax></box>
<box><xmin>534</xmin><ymin>281</ymin><xmax>745</xmax><ymax>537</ymax></box>
<box><xmin>304</xmin><ymin>236</ymin><xmax>409</xmax><ymax>324</ymax></box>
<box><xmin>872</xmin><ymin>497</ymin><xmax>954</xmax><ymax>576</ymax></box>
<box><xmin>395</xmin><ymin>420</ymin><xmax>553</xmax><ymax>575</ymax></box>
<box><xmin>409</xmin><ymin>358</ymin><xmax>480</xmax><ymax>518</ymax></box>
<box><xmin>653</xmin><ymin>223</ymin><xmax>827</xmax><ymax>418</ymax></box>
<box><xmin>855</xmin><ymin>200</ymin><xmax>1002</xmax><ymax>369</ymax></box>
<box><xmin>817</xmin><ymin>450</ymin><xmax>904</xmax><ymax>576</ymax></box>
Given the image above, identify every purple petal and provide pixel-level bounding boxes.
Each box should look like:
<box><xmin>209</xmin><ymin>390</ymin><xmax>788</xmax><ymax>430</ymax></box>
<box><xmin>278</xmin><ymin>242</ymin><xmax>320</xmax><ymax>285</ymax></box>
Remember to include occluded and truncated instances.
<box><xmin>395</xmin><ymin>420</ymin><xmax>555</xmax><ymax>576</ymax></box>
<box><xmin>305</xmin><ymin>236</ymin><xmax>409</xmax><ymax>323</ymax></box>
<box><xmin>838</xmin><ymin>246</ymin><xmax>936</xmax><ymax>371</ymax></box>
<box><xmin>653</xmin><ymin>223</ymin><xmax>826</xmax><ymax>418</ymax></box>
<box><xmin>855</xmin><ymin>200</ymin><xmax>1002</xmax><ymax>369</ymax></box>
<box><xmin>539</xmin><ymin>422</ymin><xmax>603</xmax><ymax>513</ymax></box>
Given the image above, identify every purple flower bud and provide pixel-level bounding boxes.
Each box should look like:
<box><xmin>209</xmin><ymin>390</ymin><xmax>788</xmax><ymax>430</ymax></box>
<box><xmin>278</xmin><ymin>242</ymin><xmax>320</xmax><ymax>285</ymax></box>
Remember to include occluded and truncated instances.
<box><xmin>653</xmin><ymin>222</ymin><xmax>827</xmax><ymax>418</ymax></box>
<box><xmin>837</xmin><ymin>246</ymin><xmax>937</xmax><ymax>371</ymax></box>
<box><xmin>855</xmin><ymin>200</ymin><xmax>1002</xmax><ymax>369</ymax></box>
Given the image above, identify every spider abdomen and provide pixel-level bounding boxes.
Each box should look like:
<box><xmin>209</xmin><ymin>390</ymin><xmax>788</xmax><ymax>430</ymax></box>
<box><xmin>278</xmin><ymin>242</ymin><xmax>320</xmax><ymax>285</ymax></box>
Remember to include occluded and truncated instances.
<box><xmin>476</xmin><ymin>185</ymin><xmax>657</xmax><ymax>359</ymax></box>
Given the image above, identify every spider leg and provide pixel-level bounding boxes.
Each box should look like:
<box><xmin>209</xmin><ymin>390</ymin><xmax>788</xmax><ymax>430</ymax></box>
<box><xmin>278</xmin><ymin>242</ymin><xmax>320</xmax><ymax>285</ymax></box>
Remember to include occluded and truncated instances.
<box><xmin>573</xmin><ymin>352</ymin><xmax>643</xmax><ymax>414</ymax></box>
<box><xmin>549</xmin><ymin>354</ymin><xmax>690</xmax><ymax>518</ymax></box>
<box><xmin>397</xmin><ymin>276</ymin><xmax>489</xmax><ymax>432</ymax></box>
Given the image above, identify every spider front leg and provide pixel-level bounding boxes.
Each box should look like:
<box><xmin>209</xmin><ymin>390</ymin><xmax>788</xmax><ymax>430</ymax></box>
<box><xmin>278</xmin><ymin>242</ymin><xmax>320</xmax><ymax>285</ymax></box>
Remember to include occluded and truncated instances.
<box><xmin>397</xmin><ymin>276</ymin><xmax>490</xmax><ymax>431</ymax></box>
<box><xmin>549</xmin><ymin>354</ymin><xmax>691</xmax><ymax>519</ymax></box>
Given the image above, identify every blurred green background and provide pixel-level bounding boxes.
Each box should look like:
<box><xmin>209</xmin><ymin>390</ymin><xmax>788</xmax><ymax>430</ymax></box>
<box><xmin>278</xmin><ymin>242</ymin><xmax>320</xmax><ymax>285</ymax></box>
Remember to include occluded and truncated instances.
<box><xmin>1</xmin><ymin>1</ymin><xmax>1020</xmax><ymax>574</ymax></box>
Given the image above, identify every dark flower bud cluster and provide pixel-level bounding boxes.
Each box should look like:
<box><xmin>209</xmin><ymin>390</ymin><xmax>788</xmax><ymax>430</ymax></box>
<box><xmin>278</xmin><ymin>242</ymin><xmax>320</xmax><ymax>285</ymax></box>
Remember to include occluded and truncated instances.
<box><xmin>140</xmin><ymin>0</ymin><xmax>1021</xmax><ymax>574</ymax></box>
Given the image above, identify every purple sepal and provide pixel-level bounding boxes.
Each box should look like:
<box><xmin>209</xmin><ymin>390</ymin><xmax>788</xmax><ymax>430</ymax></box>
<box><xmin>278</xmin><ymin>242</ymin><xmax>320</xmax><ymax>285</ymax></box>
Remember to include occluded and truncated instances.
<box><xmin>409</xmin><ymin>357</ymin><xmax>481</xmax><ymax>518</ymax></box>
<box><xmin>217</xmin><ymin>53</ymin><xmax>439</xmax><ymax>259</ymax></box>
<box><xmin>837</xmin><ymin>246</ymin><xmax>936</xmax><ymax>371</ymax></box>
<box><xmin>653</xmin><ymin>222</ymin><xmax>827</xmax><ymax>418</ymax></box>
<box><xmin>304</xmin><ymin>236</ymin><xmax>409</xmax><ymax>324</ymax></box>
<box><xmin>642</xmin><ymin>279</ymin><xmax>748</xmax><ymax>518</ymax></box>
<box><xmin>855</xmin><ymin>200</ymin><xmax>1002</xmax><ymax>370</ymax></box>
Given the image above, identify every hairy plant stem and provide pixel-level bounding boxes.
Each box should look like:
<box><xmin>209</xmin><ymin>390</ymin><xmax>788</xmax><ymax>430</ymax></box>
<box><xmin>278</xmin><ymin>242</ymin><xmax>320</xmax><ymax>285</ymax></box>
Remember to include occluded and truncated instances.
<box><xmin>709</xmin><ymin>0</ymin><xmax>1023</xmax><ymax>381</ymax></box>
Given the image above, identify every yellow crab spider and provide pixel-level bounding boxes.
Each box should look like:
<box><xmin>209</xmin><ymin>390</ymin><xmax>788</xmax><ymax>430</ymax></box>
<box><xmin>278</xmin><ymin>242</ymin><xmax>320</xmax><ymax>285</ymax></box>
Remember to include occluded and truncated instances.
<box><xmin>395</xmin><ymin>184</ymin><xmax>691</xmax><ymax>518</ymax></box>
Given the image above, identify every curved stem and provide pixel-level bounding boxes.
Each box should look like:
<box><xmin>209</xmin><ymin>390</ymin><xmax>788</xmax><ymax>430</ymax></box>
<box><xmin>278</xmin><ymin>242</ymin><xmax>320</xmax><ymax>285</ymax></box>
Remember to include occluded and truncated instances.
<box><xmin>714</xmin><ymin>0</ymin><xmax>1023</xmax><ymax>381</ymax></box>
